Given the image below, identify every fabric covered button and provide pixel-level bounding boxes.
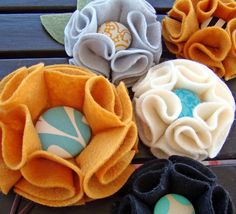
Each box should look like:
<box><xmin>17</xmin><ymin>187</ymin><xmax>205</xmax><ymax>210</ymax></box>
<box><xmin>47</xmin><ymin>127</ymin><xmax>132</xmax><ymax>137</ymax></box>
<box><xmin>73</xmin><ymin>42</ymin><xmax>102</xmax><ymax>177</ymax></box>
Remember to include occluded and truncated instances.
<box><xmin>200</xmin><ymin>17</ymin><xmax>227</xmax><ymax>29</ymax></box>
<box><xmin>173</xmin><ymin>88</ymin><xmax>201</xmax><ymax>118</ymax></box>
<box><xmin>36</xmin><ymin>106</ymin><xmax>91</xmax><ymax>159</ymax></box>
<box><xmin>98</xmin><ymin>21</ymin><xmax>132</xmax><ymax>51</ymax></box>
<box><xmin>154</xmin><ymin>194</ymin><xmax>195</xmax><ymax>214</ymax></box>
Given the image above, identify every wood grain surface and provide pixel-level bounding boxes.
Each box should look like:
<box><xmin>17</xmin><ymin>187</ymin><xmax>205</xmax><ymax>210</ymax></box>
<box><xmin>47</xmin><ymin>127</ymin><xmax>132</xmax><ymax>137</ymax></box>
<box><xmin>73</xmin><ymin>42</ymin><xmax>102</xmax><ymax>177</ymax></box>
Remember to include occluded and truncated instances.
<box><xmin>0</xmin><ymin>0</ymin><xmax>235</xmax><ymax>213</ymax></box>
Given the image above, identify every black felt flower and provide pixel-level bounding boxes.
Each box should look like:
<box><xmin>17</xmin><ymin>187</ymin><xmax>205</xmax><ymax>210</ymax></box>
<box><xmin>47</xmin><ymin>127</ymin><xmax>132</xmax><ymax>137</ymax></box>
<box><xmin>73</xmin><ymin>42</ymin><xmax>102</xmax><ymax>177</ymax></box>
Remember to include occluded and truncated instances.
<box><xmin>116</xmin><ymin>156</ymin><xmax>234</xmax><ymax>214</ymax></box>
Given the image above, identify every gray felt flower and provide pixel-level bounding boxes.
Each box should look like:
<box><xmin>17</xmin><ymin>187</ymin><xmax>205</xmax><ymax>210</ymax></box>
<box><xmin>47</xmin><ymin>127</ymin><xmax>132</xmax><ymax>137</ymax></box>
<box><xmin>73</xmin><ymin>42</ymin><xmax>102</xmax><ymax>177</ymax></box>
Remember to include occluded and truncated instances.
<box><xmin>64</xmin><ymin>0</ymin><xmax>162</xmax><ymax>87</ymax></box>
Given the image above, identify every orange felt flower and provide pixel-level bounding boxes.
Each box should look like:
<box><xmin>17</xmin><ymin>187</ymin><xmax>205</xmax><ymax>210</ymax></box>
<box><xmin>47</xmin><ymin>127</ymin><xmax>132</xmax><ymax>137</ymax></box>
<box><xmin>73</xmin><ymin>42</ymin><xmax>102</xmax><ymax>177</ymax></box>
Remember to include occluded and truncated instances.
<box><xmin>0</xmin><ymin>64</ymin><xmax>138</xmax><ymax>207</ymax></box>
<box><xmin>162</xmin><ymin>0</ymin><xmax>236</xmax><ymax>80</ymax></box>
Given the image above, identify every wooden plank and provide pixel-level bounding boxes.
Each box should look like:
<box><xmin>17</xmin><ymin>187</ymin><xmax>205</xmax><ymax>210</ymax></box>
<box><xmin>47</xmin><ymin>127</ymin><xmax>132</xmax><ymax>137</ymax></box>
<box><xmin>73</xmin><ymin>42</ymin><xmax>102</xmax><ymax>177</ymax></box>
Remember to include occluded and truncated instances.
<box><xmin>0</xmin><ymin>14</ymin><xmax>166</xmax><ymax>58</ymax></box>
<box><xmin>0</xmin><ymin>14</ymin><xmax>64</xmax><ymax>57</ymax></box>
<box><xmin>0</xmin><ymin>0</ymin><xmax>76</xmax><ymax>12</ymax></box>
<box><xmin>0</xmin><ymin>165</ymin><xmax>235</xmax><ymax>214</ymax></box>
<box><xmin>0</xmin><ymin>0</ymin><xmax>174</xmax><ymax>13</ymax></box>
<box><xmin>0</xmin><ymin>58</ymin><xmax>68</xmax><ymax>78</ymax></box>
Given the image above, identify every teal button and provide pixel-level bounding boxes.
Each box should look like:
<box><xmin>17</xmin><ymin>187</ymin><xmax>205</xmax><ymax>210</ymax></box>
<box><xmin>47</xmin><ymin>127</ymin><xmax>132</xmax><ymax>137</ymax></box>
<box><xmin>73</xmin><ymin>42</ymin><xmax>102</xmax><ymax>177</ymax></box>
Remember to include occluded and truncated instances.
<box><xmin>154</xmin><ymin>194</ymin><xmax>195</xmax><ymax>214</ymax></box>
<box><xmin>173</xmin><ymin>88</ymin><xmax>201</xmax><ymax>118</ymax></box>
<box><xmin>36</xmin><ymin>106</ymin><xmax>91</xmax><ymax>159</ymax></box>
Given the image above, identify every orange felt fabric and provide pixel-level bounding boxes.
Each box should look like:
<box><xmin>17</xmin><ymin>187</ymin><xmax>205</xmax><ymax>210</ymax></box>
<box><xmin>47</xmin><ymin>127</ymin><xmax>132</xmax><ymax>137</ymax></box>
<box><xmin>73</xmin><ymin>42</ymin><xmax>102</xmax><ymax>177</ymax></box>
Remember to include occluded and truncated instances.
<box><xmin>162</xmin><ymin>0</ymin><xmax>236</xmax><ymax>80</ymax></box>
<box><xmin>0</xmin><ymin>64</ymin><xmax>137</xmax><ymax>207</ymax></box>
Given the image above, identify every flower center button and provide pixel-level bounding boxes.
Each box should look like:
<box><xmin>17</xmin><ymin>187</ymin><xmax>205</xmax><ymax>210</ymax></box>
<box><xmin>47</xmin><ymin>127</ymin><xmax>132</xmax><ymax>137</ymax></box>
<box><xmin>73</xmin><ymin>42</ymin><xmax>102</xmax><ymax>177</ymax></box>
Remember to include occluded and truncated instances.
<box><xmin>98</xmin><ymin>21</ymin><xmax>132</xmax><ymax>51</ymax></box>
<box><xmin>154</xmin><ymin>194</ymin><xmax>195</xmax><ymax>214</ymax></box>
<box><xmin>35</xmin><ymin>106</ymin><xmax>91</xmax><ymax>159</ymax></box>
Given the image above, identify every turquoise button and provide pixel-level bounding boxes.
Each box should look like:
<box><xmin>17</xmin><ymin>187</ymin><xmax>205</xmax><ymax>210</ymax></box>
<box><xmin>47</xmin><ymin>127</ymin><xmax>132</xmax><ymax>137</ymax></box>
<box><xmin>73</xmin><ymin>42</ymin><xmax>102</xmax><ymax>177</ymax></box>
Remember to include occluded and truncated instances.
<box><xmin>35</xmin><ymin>106</ymin><xmax>91</xmax><ymax>159</ymax></box>
<box><xmin>173</xmin><ymin>88</ymin><xmax>201</xmax><ymax>118</ymax></box>
<box><xmin>154</xmin><ymin>194</ymin><xmax>195</xmax><ymax>214</ymax></box>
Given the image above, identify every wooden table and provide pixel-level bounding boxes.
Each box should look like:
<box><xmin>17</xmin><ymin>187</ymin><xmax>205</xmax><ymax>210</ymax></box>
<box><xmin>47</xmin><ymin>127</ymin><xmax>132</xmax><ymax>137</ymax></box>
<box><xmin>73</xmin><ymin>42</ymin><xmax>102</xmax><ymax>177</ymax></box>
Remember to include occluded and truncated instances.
<box><xmin>0</xmin><ymin>0</ymin><xmax>235</xmax><ymax>213</ymax></box>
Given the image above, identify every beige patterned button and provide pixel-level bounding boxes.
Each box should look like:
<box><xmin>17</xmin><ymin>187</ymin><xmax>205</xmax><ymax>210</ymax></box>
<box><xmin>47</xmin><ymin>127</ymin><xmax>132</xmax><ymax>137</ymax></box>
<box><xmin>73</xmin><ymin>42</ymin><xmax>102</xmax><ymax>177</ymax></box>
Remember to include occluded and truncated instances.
<box><xmin>98</xmin><ymin>21</ymin><xmax>132</xmax><ymax>51</ymax></box>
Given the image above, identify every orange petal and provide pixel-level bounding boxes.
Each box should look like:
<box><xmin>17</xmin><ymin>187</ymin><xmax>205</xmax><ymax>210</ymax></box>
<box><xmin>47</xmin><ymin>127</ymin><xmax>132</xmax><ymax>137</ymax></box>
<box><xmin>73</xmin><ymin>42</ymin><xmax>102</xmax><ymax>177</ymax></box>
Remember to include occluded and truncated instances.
<box><xmin>183</xmin><ymin>27</ymin><xmax>231</xmax><ymax>77</ymax></box>
<box><xmin>44</xmin><ymin>67</ymin><xmax>93</xmax><ymax>110</ymax></box>
<box><xmin>1</xmin><ymin>105</ymin><xmax>41</xmax><ymax>170</ymax></box>
<box><xmin>76</xmin><ymin>122</ymin><xmax>137</xmax><ymax>199</ymax></box>
<box><xmin>0</xmin><ymin>129</ymin><xmax>21</xmax><ymax>194</ymax></box>
<box><xmin>83</xmin><ymin>76</ymin><xmax>132</xmax><ymax>134</ymax></box>
<box><xmin>0</xmin><ymin>64</ymin><xmax>48</xmax><ymax>120</ymax></box>
<box><xmin>162</xmin><ymin>0</ymin><xmax>199</xmax><ymax>43</ymax></box>
<box><xmin>195</xmin><ymin>0</ymin><xmax>218</xmax><ymax>22</ymax></box>
<box><xmin>216</xmin><ymin>0</ymin><xmax>236</xmax><ymax>21</ymax></box>
<box><xmin>15</xmin><ymin>151</ymin><xmax>83</xmax><ymax>207</ymax></box>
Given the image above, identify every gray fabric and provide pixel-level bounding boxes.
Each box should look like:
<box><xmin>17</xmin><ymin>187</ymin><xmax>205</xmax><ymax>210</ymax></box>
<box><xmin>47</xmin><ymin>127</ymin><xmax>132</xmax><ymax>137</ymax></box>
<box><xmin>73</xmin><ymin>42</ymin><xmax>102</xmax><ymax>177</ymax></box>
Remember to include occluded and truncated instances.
<box><xmin>64</xmin><ymin>0</ymin><xmax>162</xmax><ymax>86</ymax></box>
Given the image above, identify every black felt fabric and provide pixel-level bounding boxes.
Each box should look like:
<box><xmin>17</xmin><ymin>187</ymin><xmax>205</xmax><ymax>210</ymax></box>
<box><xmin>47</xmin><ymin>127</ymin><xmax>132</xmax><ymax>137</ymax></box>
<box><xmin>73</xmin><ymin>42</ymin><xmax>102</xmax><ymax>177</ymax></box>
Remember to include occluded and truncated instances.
<box><xmin>116</xmin><ymin>156</ymin><xmax>234</xmax><ymax>214</ymax></box>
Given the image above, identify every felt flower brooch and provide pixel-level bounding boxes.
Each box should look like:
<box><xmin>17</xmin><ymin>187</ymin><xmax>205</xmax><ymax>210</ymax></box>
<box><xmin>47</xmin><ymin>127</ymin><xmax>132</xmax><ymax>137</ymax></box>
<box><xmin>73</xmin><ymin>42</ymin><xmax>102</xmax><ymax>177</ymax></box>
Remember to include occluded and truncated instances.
<box><xmin>40</xmin><ymin>0</ymin><xmax>162</xmax><ymax>87</ymax></box>
<box><xmin>116</xmin><ymin>156</ymin><xmax>234</xmax><ymax>214</ymax></box>
<box><xmin>162</xmin><ymin>0</ymin><xmax>236</xmax><ymax>80</ymax></box>
<box><xmin>0</xmin><ymin>64</ymin><xmax>137</xmax><ymax>207</ymax></box>
<box><xmin>133</xmin><ymin>59</ymin><xmax>235</xmax><ymax>161</ymax></box>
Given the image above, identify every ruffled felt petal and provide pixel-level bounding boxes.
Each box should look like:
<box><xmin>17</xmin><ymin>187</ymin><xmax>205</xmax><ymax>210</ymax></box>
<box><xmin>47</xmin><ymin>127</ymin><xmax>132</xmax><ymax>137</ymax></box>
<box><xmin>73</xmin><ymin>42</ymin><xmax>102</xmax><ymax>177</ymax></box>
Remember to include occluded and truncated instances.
<box><xmin>134</xmin><ymin>89</ymin><xmax>181</xmax><ymax>146</ymax></box>
<box><xmin>14</xmin><ymin>151</ymin><xmax>83</xmax><ymax>207</ymax></box>
<box><xmin>223</xmin><ymin>18</ymin><xmax>236</xmax><ymax>79</ymax></box>
<box><xmin>197</xmin><ymin>185</ymin><xmax>234</xmax><ymax>214</ymax></box>
<box><xmin>44</xmin><ymin>65</ymin><xmax>94</xmax><ymax>110</ymax></box>
<box><xmin>83</xmin><ymin>76</ymin><xmax>132</xmax><ymax>133</ymax></box>
<box><xmin>0</xmin><ymin>64</ymin><xmax>48</xmax><ymax>120</ymax></box>
<box><xmin>0</xmin><ymin>126</ymin><xmax>21</xmax><ymax>194</ymax></box>
<box><xmin>111</xmin><ymin>49</ymin><xmax>154</xmax><ymax>87</ymax></box>
<box><xmin>193</xmin><ymin>102</ymin><xmax>234</xmax><ymax>157</ymax></box>
<box><xmin>162</xmin><ymin>0</ymin><xmax>199</xmax><ymax>45</ymax></box>
<box><xmin>72</xmin><ymin>33</ymin><xmax>116</xmax><ymax>77</ymax></box>
<box><xmin>76</xmin><ymin>122</ymin><xmax>137</xmax><ymax>199</ymax></box>
<box><xmin>195</xmin><ymin>0</ymin><xmax>218</xmax><ymax>22</ymax></box>
<box><xmin>183</xmin><ymin>27</ymin><xmax>231</xmax><ymax>77</ymax></box>
<box><xmin>1</xmin><ymin>105</ymin><xmax>41</xmax><ymax>170</ymax></box>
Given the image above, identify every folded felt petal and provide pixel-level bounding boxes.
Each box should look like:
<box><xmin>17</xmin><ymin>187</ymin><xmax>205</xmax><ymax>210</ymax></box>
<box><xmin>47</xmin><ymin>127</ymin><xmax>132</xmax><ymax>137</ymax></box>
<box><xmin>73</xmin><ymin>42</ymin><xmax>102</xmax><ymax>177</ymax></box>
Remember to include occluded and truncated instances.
<box><xmin>64</xmin><ymin>8</ymin><xmax>98</xmax><ymax>56</ymax></box>
<box><xmin>1</xmin><ymin>105</ymin><xmax>41</xmax><ymax>170</ymax></box>
<box><xmin>76</xmin><ymin>122</ymin><xmax>137</xmax><ymax>199</ymax></box>
<box><xmin>0</xmin><ymin>64</ymin><xmax>48</xmax><ymax>121</ymax></box>
<box><xmin>162</xmin><ymin>0</ymin><xmax>199</xmax><ymax>43</ymax></box>
<box><xmin>127</xmin><ymin>11</ymin><xmax>162</xmax><ymax>60</ymax></box>
<box><xmin>134</xmin><ymin>89</ymin><xmax>181</xmax><ymax>146</ymax></box>
<box><xmin>15</xmin><ymin>151</ymin><xmax>83</xmax><ymax>207</ymax></box>
<box><xmin>223</xmin><ymin>18</ymin><xmax>236</xmax><ymax>80</ymax></box>
<box><xmin>83</xmin><ymin>76</ymin><xmax>132</xmax><ymax>133</ymax></box>
<box><xmin>111</xmin><ymin>49</ymin><xmax>153</xmax><ymax>87</ymax></box>
<box><xmin>151</xmin><ymin>118</ymin><xmax>211</xmax><ymax>160</ymax></box>
<box><xmin>133</xmin><ymin>62</ymin><xmax>178</xmax><ymax>97</ymax></box>
<box><xmin>194</xmin><ymin>102</ymin><xmax>234</xmax><ymax>157</ymax></box>
<box><xmin>0</xmin><ymin>127</ymin><xmax>21</xmax><ymax>193</ymax></box>
<box><xmin>197</xmin><ymin>185</ymin><xmax>234</xmax><ymax>214</ymax></box>
<box><xmin>72</xmin><ymin>33</ymin><xmax>116</xmax><ymax>77</ymax></box>
<box><xmin>184</xmin><ymin>27</ymin><xmax>231</xmax><ymax>63</ymax></box>
<box><xmin>195</xmin><ymin>0</ymin><xmax>218</xmax><ymax>22</ymax></box>
<box><xmin>44</xmin><ymin>66</ymin><xmax>94</xmax><ymax>110</ymax></box>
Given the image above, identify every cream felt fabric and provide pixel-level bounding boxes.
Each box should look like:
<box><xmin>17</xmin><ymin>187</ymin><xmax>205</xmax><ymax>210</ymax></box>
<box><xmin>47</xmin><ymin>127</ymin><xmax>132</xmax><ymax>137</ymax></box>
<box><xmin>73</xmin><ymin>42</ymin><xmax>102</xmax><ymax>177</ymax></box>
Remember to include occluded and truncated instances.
<box><xmin>162</xmin><ymin>0</ymin><xmax>236</xmax><ymax>80</ymax></box>
<box><xmin>0</xmin><ymin>64</ymin><xmax>138</xmax><ymax>207</ymax></box>
<box><xmin>133</xmin><ymin>59</ymin><xmax>235</xmax><ymax>160</ymax></box>
<box><xmin>64</xmin><ymin>0</ymin><xmax>162</xmax><ymax>87</ymax></box>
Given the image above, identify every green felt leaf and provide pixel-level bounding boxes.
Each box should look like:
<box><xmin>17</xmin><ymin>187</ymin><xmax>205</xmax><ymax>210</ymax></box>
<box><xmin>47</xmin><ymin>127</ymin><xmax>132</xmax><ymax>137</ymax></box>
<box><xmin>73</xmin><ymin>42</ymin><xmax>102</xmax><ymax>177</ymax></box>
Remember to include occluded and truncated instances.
<box><xmin>40</xmin><ymin>13</ymin><xmax>72</xmax><ymax>45</ymax></box>
<box><xmin>77</xmin><ymin>0</ymin><xmax>93</xmax><ymax>10</ymax></box>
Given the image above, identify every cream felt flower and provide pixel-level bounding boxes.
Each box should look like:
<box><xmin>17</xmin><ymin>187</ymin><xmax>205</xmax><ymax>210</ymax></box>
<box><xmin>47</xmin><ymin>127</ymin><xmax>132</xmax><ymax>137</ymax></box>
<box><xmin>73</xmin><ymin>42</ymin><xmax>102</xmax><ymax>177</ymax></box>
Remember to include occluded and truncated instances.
<box><xmin>133</xmin><ymin>59</ymin><xmax>235</xmax><ymax>160</ymax></box>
